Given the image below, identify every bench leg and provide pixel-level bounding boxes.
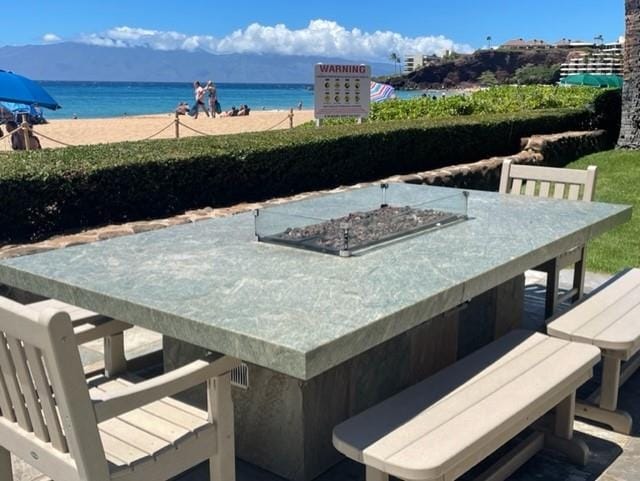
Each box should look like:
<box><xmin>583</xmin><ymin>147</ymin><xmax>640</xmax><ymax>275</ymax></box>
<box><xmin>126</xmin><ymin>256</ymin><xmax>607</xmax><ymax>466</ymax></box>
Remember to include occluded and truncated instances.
<box><xmin>575</xmin><ymin>356</ymin><xmax>634</xmax><ymax>434</ymax></box>
<box><xmin>545</xmin><ymin>392</ymin><xmax>589</xmax><ymax>466</ymax></box>
<box><xmin>366</xmin><ymin>466</ymin><xmax>388</xmax><ymax>481</ymax></box>
<box><xmin>0</xmin><ymin>447</ymin><xmax>12</xmax><ymax>481</ymax></box>
<box><xmin>208</xmin><ymin>373</ymin><xmax>236</xmax><ymax>481</ymax></box>
<box><xmin>575</xmin><ymin>401</ymin><xmax>633</xmax><ymax>435</ymax></box>
<box><xmin>545</xmin><ymin>259</ymin><xmax>560</xmax><ymax>319</ymax></box>
<box><xmin>554</xmin><ymin>391</ymin><xmax>575</xmax><ymax>439</ymax></box>
<box><xmin>104</xmin><ymin>333</ymin><xmax>127</xmax><ymax>377</ymax></box>
<box><xmin>599</xmin><ymin>356</ymin><xmax>621</xmax><ymax>411</ymax></box>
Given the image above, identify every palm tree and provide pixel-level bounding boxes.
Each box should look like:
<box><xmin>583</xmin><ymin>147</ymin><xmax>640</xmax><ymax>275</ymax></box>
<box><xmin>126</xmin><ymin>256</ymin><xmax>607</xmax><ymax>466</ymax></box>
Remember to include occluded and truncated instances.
<box><xmin>486</xmin><ymin>36</ymin><xmax>492</xmax><ymax>49</ymax></box>
<box><xmin>389</xmin><ymin>52</ymin><xmax>401</xmax><ymax>74</ymax></box>
<box><xmin>594</xmin><ymin>34</ymin><xmax>604</xmax><ymax>46</ymax></box>
<box><xmin>617</xmin><ymin>0</ymin><xmax>640</xmax><ymax>149</ymax></box>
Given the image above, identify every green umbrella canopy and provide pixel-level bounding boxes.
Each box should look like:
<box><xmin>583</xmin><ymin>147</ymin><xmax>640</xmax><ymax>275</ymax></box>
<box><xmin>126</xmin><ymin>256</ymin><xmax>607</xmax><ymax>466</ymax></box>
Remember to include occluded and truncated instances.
<box><xmin>560</xmin><ymin>74</ymin><xmax>623</xmax><ymax>88</ymax></box>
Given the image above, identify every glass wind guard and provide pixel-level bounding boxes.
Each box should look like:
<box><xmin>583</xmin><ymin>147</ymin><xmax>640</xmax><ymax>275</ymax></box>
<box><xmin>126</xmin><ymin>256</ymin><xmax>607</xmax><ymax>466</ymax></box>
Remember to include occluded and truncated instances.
<box><xmin>254</xmin><ymin>185</ymin><xmax>469</xmax><ymax>257</ymax></box>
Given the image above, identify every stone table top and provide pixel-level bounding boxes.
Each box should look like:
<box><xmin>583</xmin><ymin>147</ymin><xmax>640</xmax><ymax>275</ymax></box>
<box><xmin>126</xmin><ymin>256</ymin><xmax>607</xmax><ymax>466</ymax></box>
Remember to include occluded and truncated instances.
<box><xmin>0</xmin><ymin>184</ymin><xmax>631</xmax><ymax>379</ymax></box>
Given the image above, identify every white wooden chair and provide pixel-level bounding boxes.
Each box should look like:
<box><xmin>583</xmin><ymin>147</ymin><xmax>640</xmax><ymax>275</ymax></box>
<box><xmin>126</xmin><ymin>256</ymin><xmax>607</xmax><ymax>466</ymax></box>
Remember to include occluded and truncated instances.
<box><xmin>25</xmin><ymin>299</ymin><xmax>132</xmax><ymax>377</ymax></box>
<box><xmin>499</xmin><ymin>159</ymin><xmax>598</xmax><ymax>319</ymax></box>
<box><xmin>0</xmin><ymin>296</ymin><xmax>239</xmax><ymax>481</ymax></box>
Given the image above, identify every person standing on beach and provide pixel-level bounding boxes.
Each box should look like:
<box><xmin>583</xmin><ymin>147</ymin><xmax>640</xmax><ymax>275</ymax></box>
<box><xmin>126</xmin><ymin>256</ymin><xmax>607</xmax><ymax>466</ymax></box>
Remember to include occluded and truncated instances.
<box><xmin>206</xmin><ymin>81</ymin><xmax>218</xmax><ymax>118</ymax></box>
<box><xmin>192</xmin><ymin>81</ymin><xmax>209</xmax><ymax>119</ymax></box>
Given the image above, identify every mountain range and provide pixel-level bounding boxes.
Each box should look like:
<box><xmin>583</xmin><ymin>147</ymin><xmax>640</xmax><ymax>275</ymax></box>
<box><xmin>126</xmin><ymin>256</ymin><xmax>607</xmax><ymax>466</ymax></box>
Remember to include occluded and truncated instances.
<box><xmin>0</xmin><ymin>42</ymin><xmax>394</xmax><ymax>83</ymax></box>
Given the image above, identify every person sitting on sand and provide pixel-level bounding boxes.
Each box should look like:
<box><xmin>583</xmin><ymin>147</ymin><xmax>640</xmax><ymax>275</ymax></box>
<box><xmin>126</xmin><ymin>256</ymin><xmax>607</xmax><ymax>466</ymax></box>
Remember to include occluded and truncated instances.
<box><xmin>237</xmin><ymin>104</ymin><xmax>250</xmax><ymax>116</ymax></box>
<box><xmin>175</xmin><ymin>102</ymin><xmax>190</xmax><ymax>115</ymax></box>
<box><xmin>5</xmin><ymin>120</ymin><xmax>41</xmax><ymax>150</ymax></box>
<box><xmin>221</xmin><ymin>106</ymin><xmax>239</xmax><ymax>117</ymax></box>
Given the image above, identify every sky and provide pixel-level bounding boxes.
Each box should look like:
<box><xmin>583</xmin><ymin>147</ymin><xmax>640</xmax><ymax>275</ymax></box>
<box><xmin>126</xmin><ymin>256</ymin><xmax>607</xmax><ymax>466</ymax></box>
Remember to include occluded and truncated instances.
<box><xmin>2</xmin><ymin>1</ymin><xmax>625</xmax><ymax>61</ymax></box>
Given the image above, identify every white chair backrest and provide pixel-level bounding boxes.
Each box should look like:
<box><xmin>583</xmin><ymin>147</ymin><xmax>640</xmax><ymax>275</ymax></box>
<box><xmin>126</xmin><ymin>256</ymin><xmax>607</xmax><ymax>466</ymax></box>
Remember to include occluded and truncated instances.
<box><xmin>0</xmin><ymin>296</ymin><xmax>109</xmax><ymax>480</ymax></box>
<box><xmin>499</xmin><ymin>159</ymin><xmax>597</xmax><ymax>201</ymax></box>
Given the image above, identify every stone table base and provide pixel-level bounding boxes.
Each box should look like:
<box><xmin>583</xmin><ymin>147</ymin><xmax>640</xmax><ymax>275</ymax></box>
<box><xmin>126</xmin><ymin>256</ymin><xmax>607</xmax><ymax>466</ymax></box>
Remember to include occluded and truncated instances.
<box><xmin>164</xmin><ymin>274</ymin><xmax>524</xmax><ymax>481</ymax></box>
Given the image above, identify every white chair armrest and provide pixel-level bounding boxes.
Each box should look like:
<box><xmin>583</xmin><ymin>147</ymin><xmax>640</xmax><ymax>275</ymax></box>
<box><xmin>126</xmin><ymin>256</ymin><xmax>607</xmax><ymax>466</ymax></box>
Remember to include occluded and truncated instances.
<box><xmin>75</xmin><ymin>318</ymin><xmax>132</xmax><ymax>345</ymax></box>
<box><xmin>92</xmin><ymin>355</ymin><xmax>240</xmax><ymax>422</ymax></box>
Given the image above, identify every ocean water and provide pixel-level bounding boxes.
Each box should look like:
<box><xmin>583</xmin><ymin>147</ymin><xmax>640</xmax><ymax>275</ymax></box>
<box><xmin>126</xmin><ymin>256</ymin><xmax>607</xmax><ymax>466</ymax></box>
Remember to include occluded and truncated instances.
<box><xmin>38</xmin><ymin>81</ymin><xmax>423</xmax><ymax>120</ymax></box>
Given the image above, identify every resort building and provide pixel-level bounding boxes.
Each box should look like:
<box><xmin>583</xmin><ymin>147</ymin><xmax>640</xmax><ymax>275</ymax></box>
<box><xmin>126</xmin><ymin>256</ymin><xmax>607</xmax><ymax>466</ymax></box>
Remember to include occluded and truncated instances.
<box><xmin>500</xmin><ymin>38</ymin><xmax>553</xmax><ymax>49</ymax></box>
<box><xmin>403</xmin><ymin>53</ymin><xmax>440</xmax><ymax>73</ymax></box>
<box><xmin>498</xmin><ymin>36</ymin><xmax>623</xmax><ymax>79</ymax></box>
<box><xmin>559</xmin><ymin>41</ymin><xmax>623</xmax><ymax>78</ymax></box>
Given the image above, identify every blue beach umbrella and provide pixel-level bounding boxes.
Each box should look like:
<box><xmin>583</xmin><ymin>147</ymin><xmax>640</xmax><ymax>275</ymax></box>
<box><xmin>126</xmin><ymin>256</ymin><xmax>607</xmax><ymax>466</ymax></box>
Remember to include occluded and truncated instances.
<box><xmin>0</xmin><ymin>70</ymin><xmax>61</xmax><ymax>110</ymax></box>
<box><xmin>370</xmin><ymin>81</ymin><xmax>395</xmax><ymax>102</ymax></box>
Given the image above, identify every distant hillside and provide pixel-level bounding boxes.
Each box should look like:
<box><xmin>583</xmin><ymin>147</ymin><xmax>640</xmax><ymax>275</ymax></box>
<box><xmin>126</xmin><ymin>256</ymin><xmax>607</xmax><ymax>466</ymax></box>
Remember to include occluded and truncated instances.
<box><xmin>388</xmin><ymin>48</ymin><xmax>571</xmax><ymax>88</ymax></box>
<box><xmin>0</xmin><ymin>42</ymin><xmax>394</xmax><ymax>83</ymax></box>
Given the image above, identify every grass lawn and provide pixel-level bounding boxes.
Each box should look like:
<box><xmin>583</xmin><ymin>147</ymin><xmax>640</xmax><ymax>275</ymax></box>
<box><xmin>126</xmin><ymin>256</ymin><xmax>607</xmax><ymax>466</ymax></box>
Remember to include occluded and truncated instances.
<box><xmin>567</xmin><ymin>149</ymin><xmax>640</xmax><ymax>273</ymax></box>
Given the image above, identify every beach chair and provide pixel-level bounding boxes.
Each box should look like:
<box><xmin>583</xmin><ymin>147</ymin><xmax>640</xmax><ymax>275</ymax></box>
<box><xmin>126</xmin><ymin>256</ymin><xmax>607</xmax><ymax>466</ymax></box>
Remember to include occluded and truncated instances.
<box><xmin>0</xmin><ymin>296</ymin><xmax>239</xmax><ymax>481</ymax></box>
<box><xmin>499</xmin><ymin>159</ymin><xmax>598</xmax><ymax>319</ymax></box>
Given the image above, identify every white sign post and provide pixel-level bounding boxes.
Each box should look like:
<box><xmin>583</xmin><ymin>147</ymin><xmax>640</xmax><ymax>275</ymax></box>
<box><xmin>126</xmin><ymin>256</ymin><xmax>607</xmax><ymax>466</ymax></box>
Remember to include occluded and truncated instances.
<box><xmin>314</xmin><ymin>64</ymin><xmax>371</xmax><ymax>124</ymax></box>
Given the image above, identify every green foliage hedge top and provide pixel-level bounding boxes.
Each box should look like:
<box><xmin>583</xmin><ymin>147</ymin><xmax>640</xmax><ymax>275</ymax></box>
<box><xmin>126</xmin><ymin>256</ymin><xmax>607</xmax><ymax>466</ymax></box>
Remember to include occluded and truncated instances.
<box><xmin>0</xmin><ymin>108</ymin><xmax>595</xmax><ymax>243</ymax></box>
<box><xmin>369</xmin><ymin>85</ymin><xmax>611</xmax><ymax>122</ymax></box>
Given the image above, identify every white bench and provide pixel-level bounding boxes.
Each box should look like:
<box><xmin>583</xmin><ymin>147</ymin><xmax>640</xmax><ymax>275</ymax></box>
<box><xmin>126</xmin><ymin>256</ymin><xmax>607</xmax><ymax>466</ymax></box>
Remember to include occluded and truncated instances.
<box><xmin>548</xmin><ymin>267</ymin><xmax>640</xmax><ymax>434</ymax></box>
<box><xmin>333</xmin><ymin>330</ymin><xmax>599</xmax><ymax>481</ymax></box>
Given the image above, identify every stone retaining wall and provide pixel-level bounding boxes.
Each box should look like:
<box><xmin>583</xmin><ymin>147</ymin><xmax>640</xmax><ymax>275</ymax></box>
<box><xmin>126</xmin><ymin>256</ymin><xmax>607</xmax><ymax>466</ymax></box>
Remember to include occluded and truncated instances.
<box><xmin>388</xmin><ymin>129</ymin><xmax>609</xmax><ymax>190</ymax></box>
<box><xmin>0</xmin><ymin>130</ymin><xmax>609</xmax><ymax>262</ymax></box>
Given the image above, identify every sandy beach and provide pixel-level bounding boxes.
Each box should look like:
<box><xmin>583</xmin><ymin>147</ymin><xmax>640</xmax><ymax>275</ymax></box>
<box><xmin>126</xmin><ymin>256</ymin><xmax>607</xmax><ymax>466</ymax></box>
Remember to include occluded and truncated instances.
<box><xmin>0</xmin><ymin>110</ymin><xmax>315</xmax><ymax>150</ymax></box>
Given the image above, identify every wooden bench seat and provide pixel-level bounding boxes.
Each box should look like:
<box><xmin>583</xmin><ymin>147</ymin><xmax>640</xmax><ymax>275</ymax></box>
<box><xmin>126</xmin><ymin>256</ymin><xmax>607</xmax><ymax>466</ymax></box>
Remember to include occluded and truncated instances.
<box><xmin>333</xmin><ymin>330</ymin><xmax>600</xmax><ymax>481</ymax></box>
<box><xmin>547</xmin><ymin>268</ymin><xmax>640</xmax><ymax>434</ymax></box>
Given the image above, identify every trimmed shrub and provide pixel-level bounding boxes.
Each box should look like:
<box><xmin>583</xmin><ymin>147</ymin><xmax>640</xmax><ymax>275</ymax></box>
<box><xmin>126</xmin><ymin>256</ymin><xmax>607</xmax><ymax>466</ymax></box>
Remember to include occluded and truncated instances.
<box><xmin>590</xmin><ymin>88</ymin><xmax>622</xmax><ymax>143</ymax></box>
<box><xmin>0</xmin><ymin>109</ymin><xmax>592</xmax><ymax>243</ymax></box>
<box><xmin>369</xmin><ymin>85</ymin><xmax>606</xmax><ymax>122</ymax></box>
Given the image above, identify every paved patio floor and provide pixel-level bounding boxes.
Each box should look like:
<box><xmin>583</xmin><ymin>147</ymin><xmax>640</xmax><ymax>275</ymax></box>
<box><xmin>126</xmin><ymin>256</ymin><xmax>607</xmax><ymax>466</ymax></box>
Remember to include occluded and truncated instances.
<box><xmin>11</xmin><ymin>270</ymin><xmax>640</xmax><ymax>481</ymax></box>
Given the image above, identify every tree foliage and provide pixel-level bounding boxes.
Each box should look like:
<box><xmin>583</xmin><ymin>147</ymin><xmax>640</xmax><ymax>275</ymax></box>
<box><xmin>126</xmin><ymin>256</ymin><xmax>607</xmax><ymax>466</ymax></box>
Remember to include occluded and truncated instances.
<box><xmin>478</xmin><ymin>71</ymin><xmax>498</xmax><ymax>87</ymax></box>
<box><xmin>512</xmin><ymin>63</ymin><xmax>561</xmax><ymax>85</ymax></box>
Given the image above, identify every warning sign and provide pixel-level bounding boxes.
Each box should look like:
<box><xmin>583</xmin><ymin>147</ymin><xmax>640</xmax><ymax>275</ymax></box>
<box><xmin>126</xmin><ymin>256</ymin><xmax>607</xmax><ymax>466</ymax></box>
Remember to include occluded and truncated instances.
<box><xmin>314</xmin><ymin>64</ymin><xmax>371</xmax><ymax>119</ymax></box>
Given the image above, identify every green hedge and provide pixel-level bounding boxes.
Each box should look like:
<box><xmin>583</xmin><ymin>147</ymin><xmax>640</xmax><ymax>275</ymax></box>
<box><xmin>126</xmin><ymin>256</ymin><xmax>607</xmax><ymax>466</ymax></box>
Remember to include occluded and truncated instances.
<box><xmin>0</xmin><ymin>109</ymin><xmax>593</xmax><ymax>243</ymax></box>
<box><xmin>590</xmin><ymin>88</ymin><xmax>622</xmax><ymax>143</ymax></box>
<box><xmin>369</xmin><ymin>85</ymin><xmax>606</xmax><ymax>121</ymax></box>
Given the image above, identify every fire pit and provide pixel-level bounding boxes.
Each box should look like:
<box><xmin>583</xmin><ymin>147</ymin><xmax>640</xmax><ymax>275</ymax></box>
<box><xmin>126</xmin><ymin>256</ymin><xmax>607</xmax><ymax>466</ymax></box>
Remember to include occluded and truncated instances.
<box><xmin>255</xmin><ymin>184</ymin><xmax>469</xmax><ymax>256</ymax></box>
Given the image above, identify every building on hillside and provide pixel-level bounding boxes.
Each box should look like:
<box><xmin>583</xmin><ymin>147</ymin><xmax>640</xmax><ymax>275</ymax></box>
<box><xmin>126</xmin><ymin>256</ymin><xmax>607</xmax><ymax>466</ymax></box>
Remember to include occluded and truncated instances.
<box><xmin>403</xmin><ymin>53</ymin><xmax>440</xmax><ymax>74</ymax></box>
<box><xmin>500</xmin><ymin>38</ymin><xmax>553</xmax><ymax>49</ymax></box>
<box><xmin>555</xmin><ymin>38</ymin><xmax>593</xmax><ymax>49</ymax></box>
<box><xmin>559</xmin><ymin>40</ymin><xmax>623</xmax><ymax>78</ymax></box>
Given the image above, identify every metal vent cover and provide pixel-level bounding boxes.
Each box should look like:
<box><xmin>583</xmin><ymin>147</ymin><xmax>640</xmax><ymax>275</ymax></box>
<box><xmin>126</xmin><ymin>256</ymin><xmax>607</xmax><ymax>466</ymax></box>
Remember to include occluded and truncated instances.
<box><xmin>230</xmin><ymin>362</ymin><xmax>249</xmax><ymax>389</ymax></box>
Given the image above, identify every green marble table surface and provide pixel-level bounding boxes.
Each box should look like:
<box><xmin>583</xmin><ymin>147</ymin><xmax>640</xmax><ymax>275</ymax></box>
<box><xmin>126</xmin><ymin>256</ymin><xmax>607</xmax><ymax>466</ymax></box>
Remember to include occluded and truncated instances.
<box><xmin>0</xmin><ymin>184</ymin><xmax>631</xmax><ymax>379</ymax></box>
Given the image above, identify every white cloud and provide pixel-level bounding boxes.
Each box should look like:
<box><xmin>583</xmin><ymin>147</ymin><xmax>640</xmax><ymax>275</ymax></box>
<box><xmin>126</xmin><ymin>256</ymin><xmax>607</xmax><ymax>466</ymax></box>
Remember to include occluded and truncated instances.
<box><xmin>77</xmin><ymin>20</ymin><xmax>473</xmax><ymax>60</ymax></box>
<box><xmin>42</xmin><ymin>33</ymin><xmax>61</xmax><ymax>43</ymax></box>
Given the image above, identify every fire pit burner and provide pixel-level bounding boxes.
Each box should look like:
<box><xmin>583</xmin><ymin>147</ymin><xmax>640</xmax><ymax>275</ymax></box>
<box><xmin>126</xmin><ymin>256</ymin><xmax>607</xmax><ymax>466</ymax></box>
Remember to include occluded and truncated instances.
<box><xmin>254</xmin><ymin>187</ymin><xmax>469</xmax><ymax>257</ymax></box>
